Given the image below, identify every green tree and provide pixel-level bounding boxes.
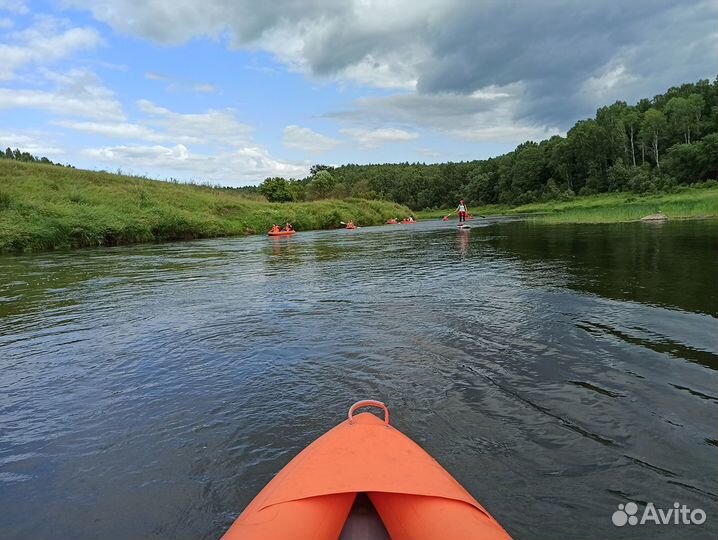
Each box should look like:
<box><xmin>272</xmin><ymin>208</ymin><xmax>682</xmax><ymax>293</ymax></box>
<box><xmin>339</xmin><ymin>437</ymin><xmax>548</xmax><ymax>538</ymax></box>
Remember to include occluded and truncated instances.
<box><xmin>309</xmin><ymin>164</ymin><xmax>334</xmax><ymax>176</ymax></box>
<box><xmin>465</xmin><ymin>168</ymin><xmax>492</xmax><ymax>204</ymax></box>
<box><xmin>641</xmin><ymin>108</ymin><xmax>666</xmax><ymax>169</ymax></box>
<box><xmin>596</xmin><ymin>102</ymin><xmax>628</xmax><ymax>166</ymax></box>
<box><xmin>307</xmin><ymin>170</ymin><xmax>336</xmax><ymax>199</ymax></box>
<box><xmin>622</xmin><ymin>109</ymin><xmax>641</xmax><ymax>166</ymax></box>
<box><xmin>688</xmin><ymin>93</ymin><xmax>705</xmax><ymax>140</ymax></box>
<box><xmin>665</xmin><ymin>97</ymin><xmax>693</xmax><ymax>144</ymax></box>
<box><xmin>259</xmin><ymin>177</ymin><xmax>295</xmax><ymax>202</ymax></box>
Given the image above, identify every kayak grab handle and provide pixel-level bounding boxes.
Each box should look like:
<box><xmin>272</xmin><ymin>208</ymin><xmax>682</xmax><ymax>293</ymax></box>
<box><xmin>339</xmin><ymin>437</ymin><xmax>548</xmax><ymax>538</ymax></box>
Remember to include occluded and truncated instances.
<box><xmin>348</xmin><ymin>400</ymin><xmax>390</xmax><ymax>426</ymax></box>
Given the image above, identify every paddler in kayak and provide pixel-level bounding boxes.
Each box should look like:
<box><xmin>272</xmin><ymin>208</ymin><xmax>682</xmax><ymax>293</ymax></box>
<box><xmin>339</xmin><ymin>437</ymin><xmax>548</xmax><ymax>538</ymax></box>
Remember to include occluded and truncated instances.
<box><xmin>270</xmin><ymin>224</ymin><xmax>281</xmax><ymax>233</ymax></box>
<box><xmin>456</xmin><ymin>199</ymin><xmax>468</xmax><ymax>223</ymax></box>
<box><xmin>283</xmin><ymin>222</ymin><xmax>294</xmax><ymax>232</ymax></box>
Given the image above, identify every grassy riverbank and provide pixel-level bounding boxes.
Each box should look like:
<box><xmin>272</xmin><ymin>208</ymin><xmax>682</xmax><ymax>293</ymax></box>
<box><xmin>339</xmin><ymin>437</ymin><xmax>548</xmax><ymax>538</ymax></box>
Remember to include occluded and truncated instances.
<box><xmin>416</xmin><ymin>185</ymin><xmax>718</xmax><ymax>224</ymax></box>
<box><xmin>0</xmin><ymin>161</ymin><xmax>410</xmax><ymax>253</ymax></box>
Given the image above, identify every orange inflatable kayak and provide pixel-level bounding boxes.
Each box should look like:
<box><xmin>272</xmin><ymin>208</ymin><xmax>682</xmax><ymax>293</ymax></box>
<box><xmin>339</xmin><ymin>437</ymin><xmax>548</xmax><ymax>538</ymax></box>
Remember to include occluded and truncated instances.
<box><xmin>346</xmin><ymin>224</ymin><xmax>357</xmax><ymax>229</ymax></box>
<box><xmin>401</xmin><ymin>220</ymin><xmax>417</xmax><ymax>224</ymax></box>
<box><xmin>268</xmin><ymin>230</ymin><xmax>296</xmax><ymax>236</ymax></box>
<box><xmin>386</xmin><ymin>219</ymin><xmax>398</xmax><ymax>224</ymax></box>
<box><xmin>222</xmin><ymin>400</ymin><xmax>511</xmax><ymax>540</ymax></box>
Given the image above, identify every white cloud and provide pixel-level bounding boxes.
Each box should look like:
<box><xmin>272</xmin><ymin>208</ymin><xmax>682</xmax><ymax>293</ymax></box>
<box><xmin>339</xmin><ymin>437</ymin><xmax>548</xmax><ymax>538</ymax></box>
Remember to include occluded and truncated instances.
<box><xmin>417</xmin><ymin>147</ymin><xmax>441</xmax><ymax>158</ymax></box>
<box><xmin>282</xmin><ymin>124</ymin><xmax>340</xmax><ymax>153</ymax></box>
<box><xmin>0</xmin><ymin>86</ymin><xmax>123</xmax><ymax>120</ymax></box>
<box><xmin>136</xmin><ymin>99</ymin><xmax>252</xmax><ymax>146</ymax></box>
<box><xmin>145</xmin><ymin>71</ymin><xmax>217</xmax><ymax>94</ymax></box>
<box><xmin>0</xmin><ymin>69</ymin><xmax>125</xmax><ymax>120</ymax></box>
<box><xmin>144</xmin><ymin>71</ymin><xmax>169</xmax><ymax>81</ymax></box>
<box><xmin>0</xmin><ymin>17</ymin><xmax>101</xmax><ymax>80</ymax></box>
<box><xmin>53</xmin><ymin>120</ymin><xmax>167</xmax><ymax>142</ymax></box>
<box><xmin>86</xmin><ymin>143</ymin><xmax>192</xmax><ymax>164</ymax></box>
<box><xmin>137</xmin><ymin>99</ymin><xmax>169</xmax><ymax>115</ymax></box>
<box><xmin>191</xmin><ymin>83</ymin><xmax>216</xmax><ymax>93</ymax></box>
<box><xmin>0</xmin><ymin>0</ymin><xmax>29</xmax><ymax>14</ymax></box>
<box><xmin>84</xmin><ymin>143</ymin><xmax>309</xmax><ymax>184</ymax></box>
<box><xmin>55</xmin><ymin>98</ymin><xmax>258</xmax><ymax>142</ymax></box>
<box><xmin>52</xmin><ymin>99</ymin><xmax>307</xmax><ymax>184</ymax></box>
<box><xmin>453</xmin><ymin>125</ymin><xmax>560</xmax><ymax>143</ymax></box>
<box><xmin>340</xmin><ymin>127</ymin><xmax>418</xmax><ymax>148</ymax></box>
<box><xmin>0</xmin><ymin>131</ymin><xmax>64</xmax><ymax>156</ymax></box>
<box><xmin>581</xmin><ymin>63</ymin><xmax>640</xmax><ymax>104</ymax></box>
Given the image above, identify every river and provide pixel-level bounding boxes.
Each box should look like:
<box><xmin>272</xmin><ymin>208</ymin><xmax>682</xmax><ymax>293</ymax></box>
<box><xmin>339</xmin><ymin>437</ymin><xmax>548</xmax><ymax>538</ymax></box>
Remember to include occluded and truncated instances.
<box><xmin>1</xmin><ymin>218</ymin><xmax>716</xmax><ymax>539</ymax></box>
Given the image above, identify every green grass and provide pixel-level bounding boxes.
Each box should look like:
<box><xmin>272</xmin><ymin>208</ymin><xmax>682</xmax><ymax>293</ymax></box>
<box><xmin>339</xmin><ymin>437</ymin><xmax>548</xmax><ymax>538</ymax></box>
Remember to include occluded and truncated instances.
<box><xmin>0</xmin><ymin>161</ymin><xmax>410</xmax><ymax>253</ymax></box>
<box><xmin>416</xmin><ymin>186</ymin><xmax>718</xmax><ymax>224</ymax></box>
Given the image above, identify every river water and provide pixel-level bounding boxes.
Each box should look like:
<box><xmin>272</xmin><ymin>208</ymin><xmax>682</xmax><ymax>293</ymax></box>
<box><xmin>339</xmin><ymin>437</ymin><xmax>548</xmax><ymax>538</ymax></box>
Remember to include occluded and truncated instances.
<box><xmin>1</xmin><ymin>218</ymin><xmax>716</xmax><ymax>539</ymax></box>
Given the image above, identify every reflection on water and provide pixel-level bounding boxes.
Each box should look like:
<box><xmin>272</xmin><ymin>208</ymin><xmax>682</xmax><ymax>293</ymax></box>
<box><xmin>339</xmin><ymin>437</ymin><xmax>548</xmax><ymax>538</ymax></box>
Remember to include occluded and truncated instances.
<box><xmin>0</xmin><ymin>218</ymin><xmax>716</xmax><ymax>540</ymax></box>
<box><xmin>489</xmin><ymin>220</ymin><xmax>718</xmax><ymax>317</ymax></box>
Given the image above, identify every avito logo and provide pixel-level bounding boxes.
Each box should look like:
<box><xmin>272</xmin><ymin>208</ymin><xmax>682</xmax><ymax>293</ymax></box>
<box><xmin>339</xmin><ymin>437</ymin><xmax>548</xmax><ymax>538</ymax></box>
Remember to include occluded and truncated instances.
<box><xmin>612</xmin><ymin>502</ymin><xmax>707</xmax><ymax>527</ymax></box>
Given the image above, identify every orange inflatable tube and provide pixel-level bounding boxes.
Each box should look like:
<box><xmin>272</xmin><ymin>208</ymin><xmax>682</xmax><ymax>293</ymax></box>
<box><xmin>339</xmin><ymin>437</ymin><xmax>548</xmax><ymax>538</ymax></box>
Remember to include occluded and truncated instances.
<box><xmin>222</xmin><ymin>401</ymin><xmax>511</xmax><ymax>540</ymax></box>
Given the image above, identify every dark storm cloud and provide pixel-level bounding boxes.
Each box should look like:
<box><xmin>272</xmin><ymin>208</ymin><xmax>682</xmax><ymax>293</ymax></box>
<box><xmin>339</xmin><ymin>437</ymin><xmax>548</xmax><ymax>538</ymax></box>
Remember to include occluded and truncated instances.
<box><xmin>74</xmin><ymin>0</ymin><xmax>718</xmax><ymax>130</ymax></box>
<box><xmin>411</xmin><ymin>0</ymin><xmax>716</xmax><ymax>124</ymax></box>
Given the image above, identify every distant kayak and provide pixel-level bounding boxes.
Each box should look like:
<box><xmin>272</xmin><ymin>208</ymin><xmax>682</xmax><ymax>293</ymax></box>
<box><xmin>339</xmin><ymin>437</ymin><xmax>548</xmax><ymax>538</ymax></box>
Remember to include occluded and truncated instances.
<box><xmin>401</xmin><ymin>219</ymin><xmax>417</xmax><ymax>224</ymax></box>
<box><xmin>268</xmin><ymin>230</ymin><xmax>296</xmax><ymax>237</ymax></box>
<box><xmin>386</xmin><ymin>219</ymin><xmax>398</xmax><ymax>224</ymax></box>
<box><xmin>222</xmin><ymin>400</ymin><xmax>510</xmax><ymax>540</ymax></box>
<box><xmin>442</xmin><ymin>217</ymin><xmax>449</xmax><ymax>222</ymax></box>
<box><xmin>346</xmin><ymin>223</ymin><xmax>357</xmax><ymax>229</ymax></box>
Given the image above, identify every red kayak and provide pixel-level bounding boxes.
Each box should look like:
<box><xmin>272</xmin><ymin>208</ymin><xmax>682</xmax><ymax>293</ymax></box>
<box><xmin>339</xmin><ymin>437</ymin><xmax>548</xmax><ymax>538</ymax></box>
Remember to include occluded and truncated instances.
<box><xmin>222</xmin><ymin>400</ymin><xmax>511</xmax><ymax>540</ymax></box>
<box><xmin>268</xmin><ymin>230</ymin><xmax>296</xmax><ymax>237</ymax></box>
<box><xmin>401</xmin><ymin>220</ymin><xmax>417</xmax><ymax>225</ymax></box>
<box><xmin>386</xmin><ymin>219</ymin><xmax>398</xmax><ymax>225</ymax></box>
<box><xmin>346</xmin><ymin>224</ymin><xmax>357</xmax><ymax>229</ymax></box>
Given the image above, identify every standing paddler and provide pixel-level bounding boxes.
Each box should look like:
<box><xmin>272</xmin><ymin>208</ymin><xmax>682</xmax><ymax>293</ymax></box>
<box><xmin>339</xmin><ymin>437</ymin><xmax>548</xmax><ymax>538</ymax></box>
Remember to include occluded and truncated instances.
<box><xmin>456</xmin><ymin>199</ymin><xmax>468</xmax><ymax>223</ymax></box>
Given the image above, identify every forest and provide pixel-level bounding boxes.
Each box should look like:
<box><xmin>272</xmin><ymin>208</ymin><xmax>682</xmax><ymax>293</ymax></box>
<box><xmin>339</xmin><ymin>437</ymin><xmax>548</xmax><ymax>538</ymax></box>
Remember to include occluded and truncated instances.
<box><xmin>259</xmin><ymin>78</ymin><xmax>718</xmax><ymax>209</ymax></box>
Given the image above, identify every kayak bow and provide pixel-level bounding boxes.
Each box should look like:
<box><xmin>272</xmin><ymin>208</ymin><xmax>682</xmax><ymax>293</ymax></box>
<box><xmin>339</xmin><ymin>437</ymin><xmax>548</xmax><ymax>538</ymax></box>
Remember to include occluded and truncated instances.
<box><xmin>222</xmin><ymin>400</ymin><xmax>510</xmax><ymax>540</ymax></box>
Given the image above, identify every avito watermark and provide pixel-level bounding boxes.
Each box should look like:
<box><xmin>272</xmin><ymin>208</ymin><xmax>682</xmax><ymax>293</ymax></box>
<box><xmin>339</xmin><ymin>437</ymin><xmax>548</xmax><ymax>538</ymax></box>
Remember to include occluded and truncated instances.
<box><xmin>612</xmin><ymin>502</ymin><xmax>707</xmax><ymax>527</ymax></box>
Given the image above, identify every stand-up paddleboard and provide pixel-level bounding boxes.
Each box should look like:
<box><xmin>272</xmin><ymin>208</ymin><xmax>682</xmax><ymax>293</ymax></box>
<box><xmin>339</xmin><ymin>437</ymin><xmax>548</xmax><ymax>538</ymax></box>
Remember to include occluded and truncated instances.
<box><xmin>457</xmin><ymin>224</ymin><xmax>471</xmax><ymax>229</ymax></box>
<box><xmin>222</xmin><ymin>400</ymin><xmax>511</xmax><ymax>540</ymax></box>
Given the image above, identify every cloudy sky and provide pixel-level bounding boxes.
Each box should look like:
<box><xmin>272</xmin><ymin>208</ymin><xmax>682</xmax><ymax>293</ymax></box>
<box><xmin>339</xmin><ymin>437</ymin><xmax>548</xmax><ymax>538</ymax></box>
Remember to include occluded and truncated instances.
<box><xmin>2</xmin><ymin>0</ymin><xmax>716</xmax><ymax>186</ymax></box>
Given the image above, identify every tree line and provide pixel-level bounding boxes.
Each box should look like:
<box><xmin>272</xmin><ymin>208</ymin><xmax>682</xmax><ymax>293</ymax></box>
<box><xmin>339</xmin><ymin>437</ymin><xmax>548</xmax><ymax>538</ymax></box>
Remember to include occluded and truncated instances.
<box><xmin>0</xmin><ymin>147</ymin><xmax>69</xmax><ymax>167</ymax></box>
<box><xmin>259</xmin><ymin>77</ymin><xmax>718</xmax><ymax>209</ymax></box>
